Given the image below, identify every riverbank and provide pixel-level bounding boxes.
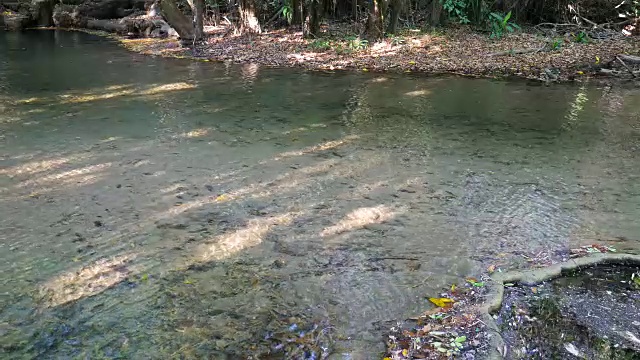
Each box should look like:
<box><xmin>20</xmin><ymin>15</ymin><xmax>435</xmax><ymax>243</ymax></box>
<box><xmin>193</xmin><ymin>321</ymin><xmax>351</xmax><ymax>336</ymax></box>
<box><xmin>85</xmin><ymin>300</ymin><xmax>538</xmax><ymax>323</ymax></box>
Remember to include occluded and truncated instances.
<box><xmin>84</xmin><ymin>23</ymin><xmax>640</xmax><ymax>82</ymax></box>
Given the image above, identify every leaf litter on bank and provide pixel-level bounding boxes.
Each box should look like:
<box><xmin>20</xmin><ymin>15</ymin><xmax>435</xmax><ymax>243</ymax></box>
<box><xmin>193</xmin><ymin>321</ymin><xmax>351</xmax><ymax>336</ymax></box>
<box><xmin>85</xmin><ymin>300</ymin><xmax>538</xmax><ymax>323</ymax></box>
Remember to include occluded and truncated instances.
<box><xmin>386</xmin><ymin>277</ymin><xmax>490</xmax><ymax>359</ymax></box>
<box><xmin>92</xmin><ymin>22</ymin><xmax>638</xmax><ymax>82</ymax></box>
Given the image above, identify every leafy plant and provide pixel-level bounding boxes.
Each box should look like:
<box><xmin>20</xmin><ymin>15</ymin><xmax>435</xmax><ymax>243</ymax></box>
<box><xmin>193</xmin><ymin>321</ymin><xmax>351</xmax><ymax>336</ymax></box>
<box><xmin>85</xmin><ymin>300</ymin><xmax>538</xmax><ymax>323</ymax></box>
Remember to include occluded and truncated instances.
<box><xmin>441</xmin><ymin>0</ymin><xmax>470</xmax><ymax>24</ymax></box>
<box><xmin>489</xmin><ymin>11</ymin><xmax>519</xmax><ymax>39</ymax></box>
<box><xmin>573</xmin><ymin>31</ymin><xmax>589</xmax><ymax>43</ymax></box>
<box><xmin>346</xmin><ymin>36</ymin><xmax>368</xmax><ymax>50</ymax></box>
<box><xmin>309</xmin><ymin>39</ymin><xmax>331</xmax><ymax>51</ymax></box>
<box><xmin>551</xmin><ymin>37</ymin><xmax>563</xmax><ymax>50</ymax></box>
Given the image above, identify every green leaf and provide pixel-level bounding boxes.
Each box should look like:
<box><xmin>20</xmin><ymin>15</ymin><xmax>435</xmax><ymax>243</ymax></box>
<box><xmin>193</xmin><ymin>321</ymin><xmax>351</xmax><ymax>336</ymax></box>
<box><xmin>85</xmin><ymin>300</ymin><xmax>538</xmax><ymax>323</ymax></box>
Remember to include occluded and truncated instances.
<box><xmin>455</xmin><ymin>336</ymin><xmax>467</xmax><ymax>343</ymax></box>
<box><xmin>504</xmin><ymin>11</ymin><xmax>512</xmax><ymax>22</ymax></box>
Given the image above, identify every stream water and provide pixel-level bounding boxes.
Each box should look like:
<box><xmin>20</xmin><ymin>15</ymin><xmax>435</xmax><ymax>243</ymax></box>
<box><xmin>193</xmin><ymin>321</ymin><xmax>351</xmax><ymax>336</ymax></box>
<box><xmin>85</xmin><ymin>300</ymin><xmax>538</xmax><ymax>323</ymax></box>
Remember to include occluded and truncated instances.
<box><xmin>1</xmin><ymin>30</ymin><xmax>639</xmax><ymax>359</ymax></box>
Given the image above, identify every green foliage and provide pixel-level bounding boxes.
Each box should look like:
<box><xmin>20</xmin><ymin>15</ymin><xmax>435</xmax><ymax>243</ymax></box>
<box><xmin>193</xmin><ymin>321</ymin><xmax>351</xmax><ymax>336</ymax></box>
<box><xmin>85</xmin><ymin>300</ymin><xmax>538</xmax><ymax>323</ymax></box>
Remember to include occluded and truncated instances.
<box><xmin>573</xmin><ymin>31</ymin><xmax>589</xmax><ymax>44</ymax></box>
<box><xmin>489</xmin><ymin>11</ymin><xmax>519</xmax><ymax>39</ymax></box>
<box><xmin>441</xmin><ymin>0</ymin><xmax>470</xmax><ymax>24</ymax></box>
<box><xmin>346</xmin><ymin>36</ymin><xmax>368</xmax><ymax>50</ymax></box>
<box><xmin>551</xmin><ymin>37</ymin><xmax>563</xmax><ymax>50</ymax></box>
<box><xmin>282</xmin><ymin>4</ymin><xmax>292</xmax><ymax>24</ymax></box>
<box><xmin>309</xmin><ymin>38</ymin><xmax>332</xmax><ymax>50</ymax></box>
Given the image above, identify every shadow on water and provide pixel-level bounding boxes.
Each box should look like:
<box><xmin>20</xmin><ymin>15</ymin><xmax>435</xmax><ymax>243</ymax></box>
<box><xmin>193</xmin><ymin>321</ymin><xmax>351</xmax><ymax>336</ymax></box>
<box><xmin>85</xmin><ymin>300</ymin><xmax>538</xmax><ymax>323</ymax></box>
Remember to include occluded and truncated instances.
<box><xmin>1</xmin><ymin>31</ymin><xmax>640</xmax><ymax>358</ymax></box>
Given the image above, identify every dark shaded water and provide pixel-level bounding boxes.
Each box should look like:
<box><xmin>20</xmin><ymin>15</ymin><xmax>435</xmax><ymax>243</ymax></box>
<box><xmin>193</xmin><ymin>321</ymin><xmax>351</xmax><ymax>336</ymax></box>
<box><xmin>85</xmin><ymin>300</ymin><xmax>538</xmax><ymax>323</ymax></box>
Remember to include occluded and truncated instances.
<box><xmin>1</xmin><ymin>31</ymin><xmax>639</xmax><ymax>358</ymax></box>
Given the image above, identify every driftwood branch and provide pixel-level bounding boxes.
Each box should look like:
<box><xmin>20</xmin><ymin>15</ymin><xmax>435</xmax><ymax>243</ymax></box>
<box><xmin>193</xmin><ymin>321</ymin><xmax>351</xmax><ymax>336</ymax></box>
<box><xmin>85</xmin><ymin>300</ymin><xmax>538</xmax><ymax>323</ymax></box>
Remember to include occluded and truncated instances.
<box><xmin>618</xmin><ymin>54</ymin><xmax>640</xmax><ymax>64</ymax></box>
<box><xmin>489</xmin><ymin>44</ymin><xmax>546</xmax><ymax>57</ymax></box>
<box><xmin>616</xmin><ymin>55</ymin><xmax>638</xmax><ymax>78</ymax></box>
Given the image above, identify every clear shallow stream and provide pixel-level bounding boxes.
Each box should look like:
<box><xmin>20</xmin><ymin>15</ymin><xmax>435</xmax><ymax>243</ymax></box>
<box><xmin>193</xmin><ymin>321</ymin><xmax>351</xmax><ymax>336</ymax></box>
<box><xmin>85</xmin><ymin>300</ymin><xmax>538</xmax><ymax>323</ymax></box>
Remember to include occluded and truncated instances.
<box><xmin>1</xmin><ymin>30</ymin><xmax>639</xmax><ymax>358</ymax></box>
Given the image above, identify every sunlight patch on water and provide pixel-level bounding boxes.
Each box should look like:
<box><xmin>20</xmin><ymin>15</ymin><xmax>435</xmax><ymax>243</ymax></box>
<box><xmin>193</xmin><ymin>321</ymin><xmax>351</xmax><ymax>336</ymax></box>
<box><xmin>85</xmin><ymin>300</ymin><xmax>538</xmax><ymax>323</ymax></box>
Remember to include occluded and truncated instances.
<box><xmin>273</xmin><ymin>135</ymin><xmax>359</xmax><ymax>160</ymax></box>
<box><xmin>405</xmin><ymin>89</ymin><xmax>431</xmax><ymax>97</ymax></box>
<box><xmin>198</xmin><ymin>213</ymin><xmax>294</xmax><ymax>262</ymax></box>
<box><xmin>40</xmin><ymin>253</ymin><xmax>137</xmax><ymax>307</ymax></box>
<box><xmin>320</xmin><ymin>205</ymin><xmax>403</xmax><ymax>237</ymax></box>
<box><xmin>16</xmin><ymin>162</ymin><xmax>112</xmax><ymax>188</ymax></box>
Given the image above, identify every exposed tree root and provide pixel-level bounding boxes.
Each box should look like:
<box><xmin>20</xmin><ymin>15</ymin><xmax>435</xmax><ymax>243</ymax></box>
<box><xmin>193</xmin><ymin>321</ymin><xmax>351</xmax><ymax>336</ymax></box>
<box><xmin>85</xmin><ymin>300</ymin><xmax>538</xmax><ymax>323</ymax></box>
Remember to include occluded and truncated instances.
<box><xmin>479</xmin><ymin>253</ymin><xmax>640</xmax><ymax>359</ymax></box>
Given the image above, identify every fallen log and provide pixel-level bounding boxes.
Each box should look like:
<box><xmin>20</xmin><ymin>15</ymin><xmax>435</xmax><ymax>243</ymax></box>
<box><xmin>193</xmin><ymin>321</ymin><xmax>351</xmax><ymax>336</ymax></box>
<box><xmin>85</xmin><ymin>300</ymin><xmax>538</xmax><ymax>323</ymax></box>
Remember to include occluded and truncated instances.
<box><xmin>489</xmin><ymin>44</ymin><xmax>546</xmax><ymax>57</ymax></box>
<box><xmin>86</xmin><ymin>18</ymin><xmax>127</xmax><ymax>33</ymax></box>
<box><xmin>617</xmin><ymin>54</ymin><xmax>640</xmax><ymax>64</ymax></box>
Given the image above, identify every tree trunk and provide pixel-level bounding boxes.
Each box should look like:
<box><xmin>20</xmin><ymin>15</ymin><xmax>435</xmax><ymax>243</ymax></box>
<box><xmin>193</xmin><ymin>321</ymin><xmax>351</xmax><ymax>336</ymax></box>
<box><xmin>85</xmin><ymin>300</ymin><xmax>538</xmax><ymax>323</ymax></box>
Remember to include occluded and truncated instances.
<box><xmin>292</xmin><ymin>0</ymin><xmax>302</xmax><ymax>25</ymax></box>
<box><xmin>352</xmin><ymin>0</ymin><xmax>357</xmax><ymax>21</ymax></box>
<box><xmin>366</xmin><ymin>0</ymin><xmax>382</xmax><ymax>39</ymax></box>
<box><xmin>427</xmin><ymin>0</ymin><xmax>443</xmax><ymax>26</ymax></box>
<box><xmin>239</xmin><ymin>0</ymin><xmax>261</xmax><ymax>33</ymax></box>
<box><xmin>386</xmin><ymin>0</ymin><xmax>401</xmax><ymax>34</ymax></box>
<box><xmin>187</xmin><ymin>0</ymin><xmax>204</xmax><ymax>39</ymax></box>
<box><xmin>160</xmin><ymin>0</ymin><xmax>194</xmax><ymax>41</ymax></box>
<box><xmin>303</xmin><ymin>0</ymin><xmax>322</xmax><ymax>37</ymax></box>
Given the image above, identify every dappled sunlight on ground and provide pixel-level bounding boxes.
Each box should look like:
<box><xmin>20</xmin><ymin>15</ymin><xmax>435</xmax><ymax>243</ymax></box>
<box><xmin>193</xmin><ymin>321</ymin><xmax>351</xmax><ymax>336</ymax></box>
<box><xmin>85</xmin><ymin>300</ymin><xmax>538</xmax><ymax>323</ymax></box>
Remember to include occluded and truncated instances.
<box><xmin>39</xmin><ymin>253</ymin><xmax>137</xmax><ymax>307</ymax></box>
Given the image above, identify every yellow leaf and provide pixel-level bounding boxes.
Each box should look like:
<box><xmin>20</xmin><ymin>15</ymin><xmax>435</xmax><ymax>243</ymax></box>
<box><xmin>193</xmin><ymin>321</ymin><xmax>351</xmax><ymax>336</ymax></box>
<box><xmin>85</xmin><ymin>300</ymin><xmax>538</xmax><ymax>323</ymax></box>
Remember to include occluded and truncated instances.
<box><xmin>577</xmin><ymin>71</ymin><xmax>584</xmax><ymax>75</ymax></box>
<box><xmin>487</xmin><ymin>264</ymin><xmax>496</xmax><ymax>273</ymax></box>
<box><xmin>383</xmin><ymin>358</ymin><xmax>392</xmax><ymax>360</ymax></box>
<box><xmin>595</xmin><ymin>56</ymin><xmax>600</xmax><ymax>64</ymax></box>
<box><xmin>215</xmin><ymin>194</ymin><xmax>228</xmax><ymax>202</ymax></box>
<box><xmin>450</xmin><ymin>284</ymin><xmax>456</xmax><ymax>292</ymax></box>
<box><xmin>409</xmin><ymin>60</ymin><xmax>416</xmax><ymax>65</ymax></box>
<box><xmin>362</xmin><ymin>68</ymin><xmax>369</xmax><ymax>72</ymax></box>
<box><xmin>429</xmin><ymin>297</ymin><xmax>454</xmax><ymax>308</ymax></box>
<box><xmin>183</xmin><ymin>279</ymin><xmax>195</xmax><ymax>285</ymax></box>
<box><xmin>402</xmin><ymin>349</ymin><xmax>408</xmax><ymax>356</ymax></box>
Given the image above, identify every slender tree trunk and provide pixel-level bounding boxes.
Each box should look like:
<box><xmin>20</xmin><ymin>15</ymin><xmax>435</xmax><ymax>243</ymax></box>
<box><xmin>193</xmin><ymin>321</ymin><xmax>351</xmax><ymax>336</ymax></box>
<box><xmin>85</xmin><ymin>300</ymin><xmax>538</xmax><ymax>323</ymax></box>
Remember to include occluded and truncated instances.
<box><xmin>187</xmin><ymin>0</ymin><xmax>204</xmax><ymax>39</ymax></box>
<box><xmin>427</xmin><ymin>0</ymin><xmax>443</xmax><ymax>26</ymax></box>
<box><xmin>386</xmin><ymin>0</ymin><xmax>402</xmax><ymax>34</ymax></box>
<box><xmin>292</xmin><ymin>0</ymin><xmax>302</xmax><ymax>25</ymax></box>
<box><xmin>303</xmin><ymin>0</ymin><xmax>322</xmax><ymax>37</ymax></box>
<box><xmin>352</xmin><ymin>0</ymin><xmax>357</xmax><ymax>20</ymax></box>
<box><xmin>239</xmin><ymin>0</ymin><xmax>262</xmax><ymax>33</ymax></box>
<box><xmin>366</xmin><ymin>0</ymin><xmax>383</xmax><ymax>39</ymax></box>
<box><xmin>160</xmin><ymin>0</ymin><xmax>195</xmax><ymax>42</ymax></box>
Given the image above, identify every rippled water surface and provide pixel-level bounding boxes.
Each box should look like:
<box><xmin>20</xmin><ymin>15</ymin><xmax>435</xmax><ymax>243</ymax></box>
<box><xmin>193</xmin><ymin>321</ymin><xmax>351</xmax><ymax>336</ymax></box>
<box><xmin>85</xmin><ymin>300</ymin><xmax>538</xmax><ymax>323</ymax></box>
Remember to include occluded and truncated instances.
<box><xmin>1</xmin><ymin>31</ymin><xmax>639</xmax><ymax>358</ymax></box>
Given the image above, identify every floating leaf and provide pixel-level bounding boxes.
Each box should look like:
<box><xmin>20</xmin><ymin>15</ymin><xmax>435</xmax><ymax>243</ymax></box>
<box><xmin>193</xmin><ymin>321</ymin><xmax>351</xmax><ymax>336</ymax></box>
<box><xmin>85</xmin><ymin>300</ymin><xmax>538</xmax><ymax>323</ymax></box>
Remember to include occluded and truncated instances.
<box><xmin>429</xmin><ymin>297</ymin><xmax>454</xmax><ymax>308</ymax></box>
